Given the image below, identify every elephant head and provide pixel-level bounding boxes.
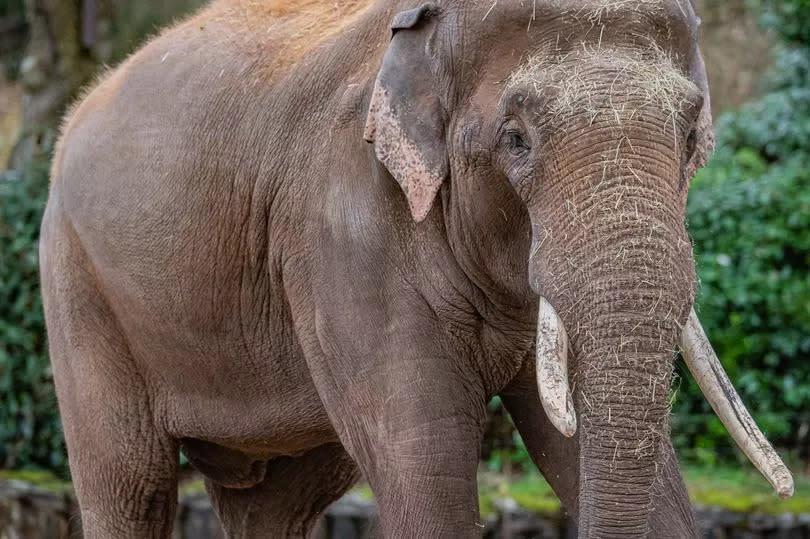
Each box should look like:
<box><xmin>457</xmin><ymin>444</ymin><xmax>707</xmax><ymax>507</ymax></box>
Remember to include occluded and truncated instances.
<box><xmin>364</xmin><ymin>0</ymin><xmax>791</xmax><ymax>535</ymax></box>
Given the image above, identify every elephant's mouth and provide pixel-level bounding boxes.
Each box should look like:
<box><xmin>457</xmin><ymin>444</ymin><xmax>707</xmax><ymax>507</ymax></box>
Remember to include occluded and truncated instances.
<box><xmin>535</xmin><ymin>299</ymin><xmax>794</xmax><ymax>499</ymax></box>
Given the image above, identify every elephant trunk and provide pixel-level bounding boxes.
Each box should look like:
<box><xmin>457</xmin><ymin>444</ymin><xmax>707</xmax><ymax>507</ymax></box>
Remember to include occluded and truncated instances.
<box><xmin>575</xmin><ymin>247</ymin><xmax>690</xmax><ymax>535</ymax></box>
<box><xmin>522</xmin><ymin>49</ymin><xmax>792</xmax><ymax>536</ymax></box>
<box><xmin>573</xmin><ymin>286</ymin><xmax>684</xmax><ymax>536</ymax></box>
<box><xmin>528</xmin><ymin>124</ymin><xmax>697</xmax><ymax>535</ymax></box>
<box><xmin>529</xmin><ymin>133</ymin><xmax>792</xmax><ymax>535</ymax></box>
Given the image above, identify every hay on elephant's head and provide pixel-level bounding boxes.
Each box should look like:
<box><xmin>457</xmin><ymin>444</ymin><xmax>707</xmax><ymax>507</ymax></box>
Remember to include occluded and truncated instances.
<box><xmin>506</xmin><ymin>43</ymin><xmax>699</xmax><ymax>129</ymax></box>
<box><xmin>562</xmin><ymin>0</ymin><xmax>691</xmax><ymax>26</ymax></box>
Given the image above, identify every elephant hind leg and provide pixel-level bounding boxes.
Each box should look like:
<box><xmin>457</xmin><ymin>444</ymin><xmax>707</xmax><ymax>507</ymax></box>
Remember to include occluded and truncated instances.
<box><xmin>69</xmin><ymin>407</ymin><xmax>178</xmax><ymax>539</ymax></box>
<box><xmin>41</xmin><ymin>225</ymin><xmax>179</xmax><ymax>537</ymax></box>
<box><xmin>206</xmin><ymin>443</ymin><xmax>359</xmax><ymax>539</ymax></box>
<box><xmin>45</xmin><ymin>285</ymin><xmax>178</xmax><ymax>537</ymax></box>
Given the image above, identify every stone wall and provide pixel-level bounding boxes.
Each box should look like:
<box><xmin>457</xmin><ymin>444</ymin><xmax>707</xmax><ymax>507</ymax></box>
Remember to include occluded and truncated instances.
<box><xmin>3</xmin><ymin>479</ymin><xmax>810</xmax><ymax>539</ymax></box>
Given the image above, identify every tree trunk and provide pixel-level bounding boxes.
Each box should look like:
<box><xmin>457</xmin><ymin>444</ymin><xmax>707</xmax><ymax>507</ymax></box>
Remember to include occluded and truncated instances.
<box><xmin>8</xmin><ymin>0</ymin><xmax>205</xmax><ymax>169</ymax></box>
<box><xmin>9</xmin><ymin>0</ymin><xmax>109</xmax><ymax>168</ymax></box>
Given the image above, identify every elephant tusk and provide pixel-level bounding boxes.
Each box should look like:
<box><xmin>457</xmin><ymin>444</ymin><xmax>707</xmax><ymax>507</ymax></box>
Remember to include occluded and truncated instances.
<box><xmin>536</xmin><ymin>297</ymin><xmax>577</xmax><ymax>438</ymax></box>
<box><xmin>681</xmin><ymin>308</ymin><xmax>794</xmax><ymax>499</ymax></box>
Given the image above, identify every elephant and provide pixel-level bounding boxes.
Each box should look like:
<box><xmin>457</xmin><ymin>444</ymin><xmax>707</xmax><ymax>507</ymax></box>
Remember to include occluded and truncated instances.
<box><xmin>38</xmin><ymin>0</ymin><xmax>792</xmax><ymax>537</ymax></box>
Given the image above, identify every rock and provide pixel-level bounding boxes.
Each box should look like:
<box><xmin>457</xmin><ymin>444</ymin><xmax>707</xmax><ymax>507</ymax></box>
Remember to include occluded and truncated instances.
<box><xmin>325</xmin><ymin>493</ymin><xmax>377</xmax><ymax>539</ymax></box>
<box><xmin>330</xmin><ymin>516</ymin><xmax>361</xmax><ymax>539</ymax></box>
<box><xmin>2</xmin><ymin>479</ymin><xmax>810</xmax><ymax>538</ymax></box>
<box><xmin>0</xmin><ymin>480</ymin><xmax>75</xmax><ymax>539</ymax></box>
<box><xmin>328</xmin><ymin>493</ymin><xmax>377</xmax><ymax>520</ymax></box>
<box><xmin>696</xmin><ymin>505</ymin><xmax>746</xmax><ymax>537</ymax></box>
<box><xmin>174</xmin><ymin>493</ymin><xmax>223</xmax><ymax>539</ymax></box>
<box><xmin>493</xmin><ymin>498</ymin><xmax>567</xmax><ymax>539</ymax></box>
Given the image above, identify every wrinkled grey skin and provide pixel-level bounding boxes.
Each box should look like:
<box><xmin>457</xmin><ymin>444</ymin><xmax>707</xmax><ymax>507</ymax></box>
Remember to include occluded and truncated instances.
<box><xmin>40</xmin><ymin>0</ymin><xmax>713</xmax><ymax>537</ymax></box>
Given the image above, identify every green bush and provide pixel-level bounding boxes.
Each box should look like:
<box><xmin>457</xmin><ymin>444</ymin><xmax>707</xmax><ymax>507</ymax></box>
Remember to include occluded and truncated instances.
<box><xmin>676</xmin><ymin>151</ymin><xmax>810</xmax><ymax>461</ymax></box>
<box><xmin>719</xmin><ymin>59</ymin><xmax>810</xmax><ymax>161</ymax></box>
<box><xmin>0</xmin><ymin>0</ymin><xmax>24</xmax><ymax>17</ymax></box>
<box><xmin>0</xmin><ymin>160</ymin><xmax>65</xmax><ymax>472</ymax></box>
<box><xmin>762</xmin><ymin>0</ymin><xmax>810</xmax><ymax>45</ymax></box>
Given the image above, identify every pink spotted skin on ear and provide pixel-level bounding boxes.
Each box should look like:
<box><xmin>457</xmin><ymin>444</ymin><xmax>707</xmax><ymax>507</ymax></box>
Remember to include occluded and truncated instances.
<box><xmin>362</xmin><ymin>83</ymin><xmax>380</xmax><ymax>143</ymax></box>
<box><xmin>364</xmin><ymin>82</ymin><xmax>445</xmax><ymax>222</ymax></box>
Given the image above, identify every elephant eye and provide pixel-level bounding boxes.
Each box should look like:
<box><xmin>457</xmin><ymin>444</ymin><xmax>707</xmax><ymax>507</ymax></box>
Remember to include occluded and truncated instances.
<box><xmin>506</xmin><ymin>130</ymin><xmax>530</xmax><ymax>156</ymax></box>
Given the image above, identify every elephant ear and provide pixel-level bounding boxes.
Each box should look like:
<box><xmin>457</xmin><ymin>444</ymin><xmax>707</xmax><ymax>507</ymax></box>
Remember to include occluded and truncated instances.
<box><xmin>685</xmin><ymin>46</ymin><xmax>715</xmax><ymax>182</ymax></box>
<box><xmin>363</xmin><ymin>3</ymin><xmax>448</xmax><ymax>223</ymax></box>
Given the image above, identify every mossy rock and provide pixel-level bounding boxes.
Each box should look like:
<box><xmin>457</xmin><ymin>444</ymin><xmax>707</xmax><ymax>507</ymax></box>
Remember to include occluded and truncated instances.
<box><xmin>685</xmin><ymin>467</ymin><xmax>810</xmax><ymax>515</ymax></box>
<box><xmin>477</xmin><ymin>472</ymin><xmax>562</xmax><ymax>518</ymax></box>
<box><xmin>3</xmin><ymin>466</ymin><xmax>809</xmax><ymax>519</ymax></box>
<box><xmin>0</xmin><ymin>470</ymin><xmax>72</xmax><ymax>495</ymax></box>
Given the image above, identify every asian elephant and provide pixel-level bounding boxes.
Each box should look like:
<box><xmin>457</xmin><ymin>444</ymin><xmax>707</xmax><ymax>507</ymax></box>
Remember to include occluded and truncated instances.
<box><xmin>39</xmin><ymin>0</ymin><xmax>792</xmax><ymax>537</ymax></box>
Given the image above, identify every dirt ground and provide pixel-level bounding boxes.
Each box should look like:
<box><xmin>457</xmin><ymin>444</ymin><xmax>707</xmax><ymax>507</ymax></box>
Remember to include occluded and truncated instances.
<box><xmin>0</xmin><ymin>77</ymin><xmax>22</xmax><ymax>169</ymax></box>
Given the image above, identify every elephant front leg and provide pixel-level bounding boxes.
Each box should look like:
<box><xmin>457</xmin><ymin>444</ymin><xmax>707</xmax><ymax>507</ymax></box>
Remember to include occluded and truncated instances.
<box><xmin>352</xmin><ymin>380</ymin><xmax>487</xmax><ymax>538</ymax></box>
<box><xmin>500</xmin><ymin>362</ymin><xmax>581</xmax><ymax>517</ymax></box>
<box><xmin>309</xmin><ymin>325</ymin><xmax>489</xmax><ymax>537</ymax></box>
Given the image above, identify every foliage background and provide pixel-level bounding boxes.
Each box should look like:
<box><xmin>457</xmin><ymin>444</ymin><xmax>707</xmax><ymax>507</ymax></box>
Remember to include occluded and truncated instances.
<box><xmin>0</xmin><ymin>0</ymin><xmax>808</xmax><ymax>479</ymax></box>
<box><xmin>672</xmin><ymin>0</ymin><xmax>810</xmax><ymax>467</ymax></box>
<box><xmin>0</xmin><ymin>161</ymin><xmax>56</xmax><ymax>469</ymax></box>
<box><xmin>0</xmin><ymin>0</ymin><xmax>23</xmax><ymax>16</ymax></box>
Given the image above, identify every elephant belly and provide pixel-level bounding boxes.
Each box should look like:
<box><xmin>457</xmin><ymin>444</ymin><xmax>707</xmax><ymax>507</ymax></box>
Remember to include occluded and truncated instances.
<box><xmin>143</xmin><ymin>328</ymin><xmax>338</xmax><ymax>458</ymax></box>
<box><xmin>105</xmin><ymin>269</ymin><xmax>336</xmax><ymax>457</ymax></box>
